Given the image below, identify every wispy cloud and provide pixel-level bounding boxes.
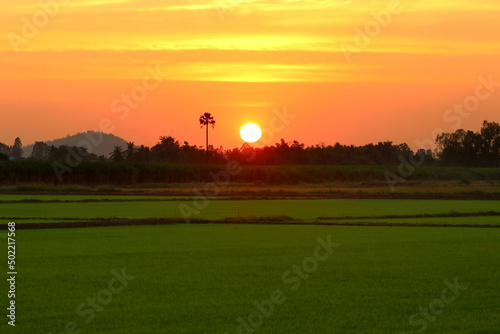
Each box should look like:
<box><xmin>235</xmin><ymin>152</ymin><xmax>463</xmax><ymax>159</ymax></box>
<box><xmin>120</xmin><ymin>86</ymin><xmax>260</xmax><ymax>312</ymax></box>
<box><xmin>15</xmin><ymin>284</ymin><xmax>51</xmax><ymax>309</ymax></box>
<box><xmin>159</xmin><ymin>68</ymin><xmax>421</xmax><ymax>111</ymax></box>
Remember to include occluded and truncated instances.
<box><xmin>1</xmin><ymin>0</ymin><xmax>499</xmax><ymax>83</ymax></box>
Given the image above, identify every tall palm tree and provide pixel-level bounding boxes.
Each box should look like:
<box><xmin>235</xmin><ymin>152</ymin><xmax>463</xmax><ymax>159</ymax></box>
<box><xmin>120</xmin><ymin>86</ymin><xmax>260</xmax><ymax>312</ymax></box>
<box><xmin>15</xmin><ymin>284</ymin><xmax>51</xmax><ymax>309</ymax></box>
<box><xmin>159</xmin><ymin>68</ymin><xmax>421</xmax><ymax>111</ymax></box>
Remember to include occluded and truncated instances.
<box><xmin>199</xmin><ymin>112</ymin><xmax>216</xmax><ymax>162</ymax></box>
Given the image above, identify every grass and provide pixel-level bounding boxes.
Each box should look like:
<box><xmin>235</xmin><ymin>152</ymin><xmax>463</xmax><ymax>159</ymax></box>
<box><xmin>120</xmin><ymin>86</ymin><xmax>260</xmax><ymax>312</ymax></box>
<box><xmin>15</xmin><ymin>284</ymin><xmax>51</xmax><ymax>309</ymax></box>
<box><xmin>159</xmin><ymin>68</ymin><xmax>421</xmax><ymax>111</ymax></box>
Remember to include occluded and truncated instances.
<box><xmin>2</xmin><ymin>199</ymin><xmax>500</xmax><ymax>222</ymax></box>
<box><xmin>0</xmin><ymin>189</ymin><xmax>499</xmax><ymax>332</ymax></box>
<box><xmin>0</xmin><ymin>224</ymin><xmax>498</xmax><ymax>333</ymax></box>
<box><xmin>1</xmin><ymin>180</ymin><xmax>500</xmax><ymax>196</ymax></box>
<box><xmin>0</xmin><ymin>195</ymin><xmax>199</xmax><ymax>202</ymax></box>
<box><xmin>343</xmin><ymin>216</ymin><xmax>500</xmax><ymax>225</ymax></box>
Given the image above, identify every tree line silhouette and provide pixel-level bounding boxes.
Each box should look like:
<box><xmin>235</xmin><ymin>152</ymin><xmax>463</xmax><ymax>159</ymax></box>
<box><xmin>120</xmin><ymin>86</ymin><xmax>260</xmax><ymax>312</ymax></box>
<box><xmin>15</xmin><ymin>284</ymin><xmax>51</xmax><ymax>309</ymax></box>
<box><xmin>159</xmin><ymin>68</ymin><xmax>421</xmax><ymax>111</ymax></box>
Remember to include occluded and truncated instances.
<box><xmin>436</xmin><ymin>121</ymin><xmax>500</xmax><ymax>167</ymax></box>
<box><xmin>1</xmin><ymin>120</ymin><xmax>498</xmax><ymax>168</ymax></box>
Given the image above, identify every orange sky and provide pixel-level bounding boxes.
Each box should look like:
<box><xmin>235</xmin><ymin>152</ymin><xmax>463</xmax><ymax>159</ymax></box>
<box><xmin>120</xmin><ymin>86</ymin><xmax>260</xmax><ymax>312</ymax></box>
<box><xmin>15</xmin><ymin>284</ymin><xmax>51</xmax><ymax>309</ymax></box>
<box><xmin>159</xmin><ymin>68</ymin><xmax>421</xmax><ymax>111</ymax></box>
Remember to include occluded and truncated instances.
<box><xmin>1</xmin><ymin>0</ymin><xmax>499</xmax><ymax>150</ymax></box>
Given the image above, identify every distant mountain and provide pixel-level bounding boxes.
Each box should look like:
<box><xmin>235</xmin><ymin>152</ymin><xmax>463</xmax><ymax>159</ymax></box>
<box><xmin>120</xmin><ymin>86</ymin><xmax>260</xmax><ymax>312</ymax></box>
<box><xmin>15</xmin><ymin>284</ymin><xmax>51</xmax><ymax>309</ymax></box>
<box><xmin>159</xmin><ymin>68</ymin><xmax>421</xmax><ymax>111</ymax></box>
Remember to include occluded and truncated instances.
<box><xmin>23</xmin><ymin>131</ymin><xmax>128</xmax><ymax>158</ymax></box>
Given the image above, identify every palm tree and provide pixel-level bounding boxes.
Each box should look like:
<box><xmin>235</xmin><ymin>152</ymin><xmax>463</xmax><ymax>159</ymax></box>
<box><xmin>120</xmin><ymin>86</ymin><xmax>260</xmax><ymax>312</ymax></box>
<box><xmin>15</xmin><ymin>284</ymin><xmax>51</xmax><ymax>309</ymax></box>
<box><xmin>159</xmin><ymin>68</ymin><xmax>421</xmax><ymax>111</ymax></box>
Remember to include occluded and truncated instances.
<box><xmin>125</xmin><ymin>142</ymin><xmax>135</xmax><ymax>162</ymax></box>
<box><xmin>199</xmin><ymin>112</ymin><xmax>216</xmax><ymax>162</ymax></box>
<box><xmin>110</xmin><ymin>145</ymin><xmax>124</xmax><ymax>162</ymax></box>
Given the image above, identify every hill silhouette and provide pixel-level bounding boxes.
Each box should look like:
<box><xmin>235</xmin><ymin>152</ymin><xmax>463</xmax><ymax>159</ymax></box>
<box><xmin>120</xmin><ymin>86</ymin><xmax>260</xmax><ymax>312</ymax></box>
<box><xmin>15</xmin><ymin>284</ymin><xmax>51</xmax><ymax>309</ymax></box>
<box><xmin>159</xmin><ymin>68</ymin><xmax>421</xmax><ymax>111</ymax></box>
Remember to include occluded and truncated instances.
<box><xmin>23</xmin><ymin>131</ymin><xmax>128</xmax><ymax>158</ymax></box>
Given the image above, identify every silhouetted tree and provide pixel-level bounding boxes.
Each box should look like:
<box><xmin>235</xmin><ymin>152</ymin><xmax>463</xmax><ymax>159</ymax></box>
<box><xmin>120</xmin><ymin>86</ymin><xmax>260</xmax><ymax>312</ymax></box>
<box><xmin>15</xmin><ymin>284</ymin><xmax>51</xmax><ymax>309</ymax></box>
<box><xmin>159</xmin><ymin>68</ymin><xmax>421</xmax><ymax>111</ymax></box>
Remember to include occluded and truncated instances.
<box><xmin>31</xmin><ymin>141</ymin><xmax>49</xmax><ymax>161</ymax></box>
<box><xmin>0</xmin><ymin>142</ymin><xmax>10</xmax><ymax>156</ymax></box>
<box><xmin>48</xmin><ymin>145</ymin><xmax>96</xmax><ymax>162</ymax></box>
<box><xmin>436</xmin><ymin>120</ymin><xmax>500</xmax><ymax>167</ymax></box>
<box><xmin>479</xmin><ymin>120</ymin><xmax>500</xmax><ymax>167</ymax></box>
<box><xmin>180</xmin><ymin>141</ymin><xmax>204</xmax><ymax>163</ymax></box>
<box><xmin>49</xmin><ymin>145</ymin><xmax>67</xmax><ymax>161</ymax></box>
<box><xmin>199</xmin><ymin>112</ymin><xmax>216</xmax><ymax>162</ymax></box>
<box><xmin>151</xmin><ymin>136</ymin><xmax>181</xmax><ymax>163</ymax></box>
<box><xmin>412</xmin><ymin>149</ymin><xmax>435</xmax><ymax>166</ymax></box>
<box><xmin>110</xmin><ymin>146</ymin><xmax>124</xmax><ymax>162</ymax></box>
<box><xmin>11</xmin><ymin>137</ymin><xmax>23</xmax><ymax>160</ymax></box>
<box><xmin>125</xmin><ymin>142</ymin><xmax>135</xmax><ymax>162</ymax></box>
<box><xmin>135</xmin><ymin>145</ymin><xmax>151</xmax><ymax>162</ymax></box>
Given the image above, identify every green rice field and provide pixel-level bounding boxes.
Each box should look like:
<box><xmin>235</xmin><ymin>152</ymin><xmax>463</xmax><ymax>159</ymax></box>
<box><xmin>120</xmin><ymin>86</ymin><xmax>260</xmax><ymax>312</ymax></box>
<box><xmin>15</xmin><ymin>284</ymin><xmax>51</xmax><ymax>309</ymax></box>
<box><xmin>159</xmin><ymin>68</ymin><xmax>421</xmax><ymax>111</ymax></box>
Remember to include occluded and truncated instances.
<box><xmin>0</xmin><ymin>191</ymin><xmax>499</xmax><ymax>333</ymax></box>
<box><xmin>0</xmin><ymin>224</ymin><xmax>498</xmax><ymax>333</ymax></box>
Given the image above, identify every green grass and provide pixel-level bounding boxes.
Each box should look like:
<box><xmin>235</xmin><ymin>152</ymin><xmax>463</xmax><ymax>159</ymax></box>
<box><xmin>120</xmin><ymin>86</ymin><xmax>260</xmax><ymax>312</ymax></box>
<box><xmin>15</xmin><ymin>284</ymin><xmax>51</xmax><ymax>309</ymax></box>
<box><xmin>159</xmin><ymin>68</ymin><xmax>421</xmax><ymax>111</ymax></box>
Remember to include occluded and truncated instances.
<box><xmin>322</xmin><ymin>216</ymin><xmax>500</xmax><ymax>226</ymax></box>
<box><xmin>0</xmin><ymin>195</ymin><xmax>193</xmax><ymax>202</ymax></box>
<box><xmin>1</xmin><ymin>224</ymin><xmax>498</xmax><ymax>333</ymax></box>
<box><xmin>2</xmin><ymin>199</ymin><xmax>500</xmax><ymax>222</ymax></box>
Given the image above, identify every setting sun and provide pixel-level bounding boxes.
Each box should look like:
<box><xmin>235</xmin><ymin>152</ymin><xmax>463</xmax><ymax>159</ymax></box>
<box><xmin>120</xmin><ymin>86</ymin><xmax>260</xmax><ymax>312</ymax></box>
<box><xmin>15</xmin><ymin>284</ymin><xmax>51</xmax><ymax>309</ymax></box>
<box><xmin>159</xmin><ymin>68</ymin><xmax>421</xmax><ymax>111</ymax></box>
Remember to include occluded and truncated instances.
<box><xmin>240</xmin><ymin>123</ymin><xmax>262</xmax><ymax>143</ymax></box>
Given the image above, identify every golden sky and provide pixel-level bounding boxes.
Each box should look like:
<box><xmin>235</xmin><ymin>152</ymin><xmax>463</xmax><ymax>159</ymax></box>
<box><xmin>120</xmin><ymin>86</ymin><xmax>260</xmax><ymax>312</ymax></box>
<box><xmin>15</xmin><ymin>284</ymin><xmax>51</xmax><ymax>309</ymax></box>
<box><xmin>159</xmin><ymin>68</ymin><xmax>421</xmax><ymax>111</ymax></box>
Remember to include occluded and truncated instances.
<box><xmin>1</xmin><ymin>0</ymin><xmax>499</xmax><ymax>149</ymax></box>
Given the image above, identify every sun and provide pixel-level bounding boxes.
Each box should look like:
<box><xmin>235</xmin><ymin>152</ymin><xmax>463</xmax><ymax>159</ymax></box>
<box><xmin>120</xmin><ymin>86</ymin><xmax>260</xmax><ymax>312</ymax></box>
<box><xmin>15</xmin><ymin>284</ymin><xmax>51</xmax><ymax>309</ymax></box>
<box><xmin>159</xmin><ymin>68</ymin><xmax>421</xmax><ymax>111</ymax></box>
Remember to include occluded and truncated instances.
<box><xmin>240</xmin><ymin>123</ymin><xmax>262</xmax><ymax>143</ymax></box>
